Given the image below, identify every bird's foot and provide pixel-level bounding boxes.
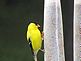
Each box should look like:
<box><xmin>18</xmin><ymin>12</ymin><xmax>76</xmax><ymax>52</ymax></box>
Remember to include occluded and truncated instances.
<box><xmin>40</xmin><ymin>49</ymin><xmax>45</xmax><ymax>53</ymax></box>
<box><xmin>41</xmin><ymin>31</ymin><xmax>44</xmax><ymax>40</ymax></box>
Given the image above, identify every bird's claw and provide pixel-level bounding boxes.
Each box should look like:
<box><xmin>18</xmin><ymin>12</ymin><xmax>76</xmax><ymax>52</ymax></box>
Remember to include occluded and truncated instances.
<box><xmin>40</xmin><ymin>49</ymin><xmax>45</xmax><ymax>53</ymax></box>
<box><xmin>41</xmin><ymin>31</ymin><xmax>44</xmax><ymax>40</ymax></box>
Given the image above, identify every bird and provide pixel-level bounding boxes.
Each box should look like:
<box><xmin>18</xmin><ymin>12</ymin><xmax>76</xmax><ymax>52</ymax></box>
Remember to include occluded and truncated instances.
<box><xmin>26</xmin><ymin>23</ymin><xmax>43</xmax><ymax>61</ymax></box>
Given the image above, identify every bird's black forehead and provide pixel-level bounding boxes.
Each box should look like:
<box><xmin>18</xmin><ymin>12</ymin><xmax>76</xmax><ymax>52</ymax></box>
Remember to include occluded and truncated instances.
<box><xmin>28</xmin><ymin>21</ymin><xmax>40</xmax><ymax>25</ymax></box>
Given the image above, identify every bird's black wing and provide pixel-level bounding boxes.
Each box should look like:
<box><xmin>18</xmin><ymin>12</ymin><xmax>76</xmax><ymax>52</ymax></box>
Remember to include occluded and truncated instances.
<box><xmin>28</xmin><ymin>38</ymin><xmax>34</xmax><ymax>56</ymax></box>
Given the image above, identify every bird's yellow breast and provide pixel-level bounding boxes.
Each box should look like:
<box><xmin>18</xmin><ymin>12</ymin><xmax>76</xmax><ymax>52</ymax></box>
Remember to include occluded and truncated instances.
<box><xmin>30</xmin><ymin>29</ymin><xmax>42</xmax><ymax>52</ymax></box>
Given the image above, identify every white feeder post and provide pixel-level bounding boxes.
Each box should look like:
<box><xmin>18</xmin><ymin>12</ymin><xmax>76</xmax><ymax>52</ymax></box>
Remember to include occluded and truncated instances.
<box><xmin>44</xmin><ymin>0</ymin><xmax>65</xmax><ymax>61</ymax></box>
<box><xmin>74</xmin><ymin>0</ymin><xmax>81</xmax><ymax>61</ymax></box>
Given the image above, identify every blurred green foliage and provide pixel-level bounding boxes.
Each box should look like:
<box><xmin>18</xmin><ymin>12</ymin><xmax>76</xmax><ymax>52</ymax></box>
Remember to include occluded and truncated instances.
<box><xmin>0</xmin><ymin>0</ymin><xmax>44</xmax><ymax>61</ymax></box>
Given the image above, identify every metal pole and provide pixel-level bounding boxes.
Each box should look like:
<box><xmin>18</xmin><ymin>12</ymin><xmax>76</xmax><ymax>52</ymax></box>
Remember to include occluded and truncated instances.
<box><xmin>44</xmin><ymin>0</ymin><xmax>65</xmax><ymax>61</ymax></box>
<box><xmin>74</xmin><ymin>0</ymin><xmax>81</xmax><ymax>61</ymax></box>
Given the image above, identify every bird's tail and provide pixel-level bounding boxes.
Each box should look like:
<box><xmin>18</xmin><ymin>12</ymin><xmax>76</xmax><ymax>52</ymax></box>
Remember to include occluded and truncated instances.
<box><xmin>34</xmin><ymin>54</ymin><xmax>37</xmax><ymax>61</ymax></box>
<box><xmin>34</xmin><ymin>52</ymin><xmax>38</xmax><ymax>61</ymax></box>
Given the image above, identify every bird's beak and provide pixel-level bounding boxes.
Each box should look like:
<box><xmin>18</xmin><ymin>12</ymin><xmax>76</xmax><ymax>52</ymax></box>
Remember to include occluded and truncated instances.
<box><xmin>37</xmin><ymin>24</ymin><xmax>40</xmax><ymax>28</ymax></box>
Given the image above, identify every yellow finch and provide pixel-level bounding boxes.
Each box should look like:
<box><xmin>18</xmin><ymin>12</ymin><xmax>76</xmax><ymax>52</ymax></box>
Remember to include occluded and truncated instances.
<box><xmin>27</xmin><ymin>23</ymin><xmax>42</xmax><ymax>61</ymax></box>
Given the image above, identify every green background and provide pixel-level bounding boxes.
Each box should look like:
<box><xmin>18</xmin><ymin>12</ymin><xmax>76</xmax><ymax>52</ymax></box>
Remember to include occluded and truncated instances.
<box><xmin>0</xmin><ymin>0</ymin><xmax>43</xmax><ymax>61</ymax></box>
